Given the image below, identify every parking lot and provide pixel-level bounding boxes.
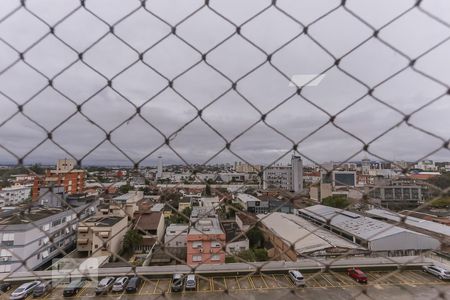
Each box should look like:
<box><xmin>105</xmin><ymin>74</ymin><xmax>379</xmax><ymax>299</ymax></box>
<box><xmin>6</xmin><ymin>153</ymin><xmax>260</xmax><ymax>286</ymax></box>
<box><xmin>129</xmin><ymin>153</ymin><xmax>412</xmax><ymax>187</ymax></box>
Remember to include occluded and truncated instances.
<box><xmin>0</xmin><ymin>269</ymin><xmax>448</xmax><ymax>299</ymax></box>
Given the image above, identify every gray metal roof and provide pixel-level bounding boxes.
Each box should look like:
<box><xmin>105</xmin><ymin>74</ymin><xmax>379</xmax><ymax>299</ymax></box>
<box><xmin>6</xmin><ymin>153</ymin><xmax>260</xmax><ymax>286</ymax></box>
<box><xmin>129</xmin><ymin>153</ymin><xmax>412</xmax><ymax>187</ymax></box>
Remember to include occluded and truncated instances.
<box><xmin>366</xmin><ymin>208</ymin><xmax>450</xmax><ymax>237</ymax></box>
<box><xmin>299</xmin><ymin>205</ymin><xmax>431</xmax><ymax>242</ymax></box>
<box><xmin>257</xmin><ymin>212</ymin><xmax>363</xmax><ymax>255</ymax></box>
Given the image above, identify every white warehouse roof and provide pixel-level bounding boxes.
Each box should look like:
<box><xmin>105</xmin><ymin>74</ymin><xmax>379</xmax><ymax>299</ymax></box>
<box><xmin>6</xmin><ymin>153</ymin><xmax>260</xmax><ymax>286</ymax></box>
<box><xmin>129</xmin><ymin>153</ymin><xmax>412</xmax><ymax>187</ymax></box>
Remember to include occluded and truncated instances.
<box><xmin>298</xmin><ymin>205</ymin><xmax>440</xmax><ymax>251</ymax></box>
<box><xmin>257</xmin><ymin>212</ymin><xmax>364</xmax><ymax>255</ymax></box>
<box><xmin>237</xmin><ymin>193</ymin><xmax>260</xmax><ymax>203</ymax></box>
<box><xmin>366</xmin><ymin>208</ymin><xmax>450</xmax><ymax>237</ymax></box>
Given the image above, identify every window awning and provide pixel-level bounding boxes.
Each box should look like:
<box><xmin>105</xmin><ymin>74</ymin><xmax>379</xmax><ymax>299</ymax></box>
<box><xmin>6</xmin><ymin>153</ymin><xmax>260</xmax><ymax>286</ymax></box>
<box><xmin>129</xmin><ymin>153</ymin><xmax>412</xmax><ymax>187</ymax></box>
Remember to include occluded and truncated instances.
<box><xmin>78</xmin><ymin>227</ymin><xmax>88</xmax><ymax>233</ymax></box>
<box><xmin>77</xmin><ymin>238</ymin><xmax>88</xmax><ymax>245</ymax></box>
<box><xmin>99</xmin><ymin>232</ymin><xmax>109</xmax><ymax>238</ymax></box>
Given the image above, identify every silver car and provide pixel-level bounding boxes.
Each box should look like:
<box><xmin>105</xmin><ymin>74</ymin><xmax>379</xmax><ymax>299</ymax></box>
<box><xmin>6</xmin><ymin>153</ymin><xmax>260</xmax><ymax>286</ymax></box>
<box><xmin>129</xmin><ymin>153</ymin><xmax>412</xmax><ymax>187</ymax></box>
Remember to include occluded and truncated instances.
<box><xmin>112</xmin><ymin>277</ymin><xmax>129</xmax><ymax>292</ymax></box>
<box><xmin>10</xmin><ymin>281</ymin><xmax>41</xmax><ymax>300</ymax></box>
<box><xmin>423</xmin><ymin>265</ymin><xmax>450</xmax><ymax>280</ymax></box>
<box><xmin>288</xmin><ymin>270</ymin><xmax>305</xmax><ymax>286</ymax></box>
<box><xmin>185</xmin><ymin>274</ymin><xmax>196</xmax><ymax>290</ymax></box>
<box><xmin>95</xmin><ymin>277</ymin><xmax>115</xmax><ymax>295</ymax></box>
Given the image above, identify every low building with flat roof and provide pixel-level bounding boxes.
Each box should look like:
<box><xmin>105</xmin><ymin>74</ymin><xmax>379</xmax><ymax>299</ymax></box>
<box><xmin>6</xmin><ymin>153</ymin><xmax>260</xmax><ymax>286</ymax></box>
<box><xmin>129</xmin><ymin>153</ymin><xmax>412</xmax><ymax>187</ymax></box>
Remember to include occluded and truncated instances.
<box><xmin>257</xmin><ymin>212</ymin><xmax>365</xmax><ymax>260</ymax></box>
<box><xmin>298</xmin><ymin>205</ymin><xmax>440</xmax><ymax>255</ymax></box>
<box><xmin>236</xmin><ymin>193</ymin><xmax>268</xmax><ymax>214</ymax></box>
<box><xmin>366</xmin><ymin>208</ymin><xmax>450</xmax><ymax>246</ymax></box>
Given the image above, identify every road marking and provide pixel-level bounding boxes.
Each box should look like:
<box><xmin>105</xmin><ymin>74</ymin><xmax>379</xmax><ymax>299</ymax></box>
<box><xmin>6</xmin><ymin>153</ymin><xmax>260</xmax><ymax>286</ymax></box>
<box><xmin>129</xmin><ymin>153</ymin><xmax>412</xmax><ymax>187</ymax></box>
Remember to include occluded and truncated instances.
<box><xmin>236</xmin><ymin>276</ymin><xmax>241</xmax><ymax>290</ymax></box>
<box><xmin>260</xmin><ymin>275</ymin><xmax>269</xmax><ymax>289</ymax></box>
<box><xmin>249</xmin><ymin>276</ymin><xmax>255</xmax><ymax>289</ymax></box>
<box><xmin>138</xmin><ymin>281</ymin><xmax>146</xmax><ymax>295</ymax></box>
<box><xmin>153</xmin><ymin>279</ymin><xmax>160</xmax><ymax>294</ymax></box>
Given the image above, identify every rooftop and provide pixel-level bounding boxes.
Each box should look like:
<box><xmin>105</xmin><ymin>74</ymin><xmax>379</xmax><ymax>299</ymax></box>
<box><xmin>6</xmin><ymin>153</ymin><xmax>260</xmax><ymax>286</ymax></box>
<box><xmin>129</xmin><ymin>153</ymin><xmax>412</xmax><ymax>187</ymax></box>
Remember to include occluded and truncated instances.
<box><xmin>257</xmin><ymin>212</ymin><xmax>363</xmax><ymax>255</ymax></box>
<box><xmin>82</xmin><ymin>216</ymin><xmax>124</xmax><ymax>227</ymax></box>
<box><xmin>299</xmin><ymin>205</ymin><xmax>430</xmax><ymax>242</ymax></box>
<box><xmin>366</xmin><ymin>208</ymin><xmax>450</xmax><ymax>237</ymax></box>
<box><xmin>0</xmin><ymin>207</ymin><xmax>68</xmax><ymax>225</ymax></box>
<box><xmin>236</xmin><ymin>193</ymin><xmax>260</xmax><ymax>203</ymax></box>
<box><xmin>134</xmin><ymin>212</ymin><xmax>163</xmax><ymax>231</ymax></box>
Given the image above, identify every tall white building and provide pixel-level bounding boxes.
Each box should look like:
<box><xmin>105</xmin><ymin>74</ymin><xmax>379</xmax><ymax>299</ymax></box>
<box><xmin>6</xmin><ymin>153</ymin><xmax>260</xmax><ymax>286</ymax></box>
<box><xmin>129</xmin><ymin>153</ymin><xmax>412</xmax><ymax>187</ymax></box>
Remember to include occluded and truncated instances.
<box><xmin>263</xmin><ymin>155</ymin><xmax>303</xmax><ymax>192</ymax></box>
<box><xmin>156</xmin><ymin>156</ymin><xmax>163</xmax><ymax>179</ymax></box>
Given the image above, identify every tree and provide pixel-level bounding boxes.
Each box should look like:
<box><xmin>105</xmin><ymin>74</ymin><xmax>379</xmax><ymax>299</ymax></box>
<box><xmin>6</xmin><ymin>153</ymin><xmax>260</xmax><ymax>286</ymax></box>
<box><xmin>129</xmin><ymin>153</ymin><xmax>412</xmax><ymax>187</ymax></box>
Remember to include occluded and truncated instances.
<box><xmin>253</xmin><ymin>248</ymin><xmax>268</xmax><ymax>261</ymax></box>
<box><xmin>246</xmin><ymin>227</ymin><xmax>264</xmax><ymax>248</ymax></box>
<box><xmin>226</xmin><ymin>202</ymin><xmax>244</xmax><ymax>218</ymax></box>
<box><xmin>322</xmin><ymin>195</ymin><xmax>350</xmax><ymax>209</ymax></box>
<box><xmin>119</xmin><ymin>184</ymin><xmax>132</xmax><ymax>194</ymax></box>
<box><xmin>122</xmin><ymin>229</ymin><xmax>143</xmax><ymax>254</ymax></box>
<box><xmin>237</xmin><ymin>249</ymin><xmax>255</xmax><ymax>262</ymax></box>
<box><xmin>29</xmin><ymin>164</ymin><xmax>45</xmax><ymax>175</ymax></box>
<box><xmin>204</xmin><ymin>184</ymin><xmax>212</xmax><ymax>196</ymax></box>
<box><xmin>166</xmin><ymin>206</ymin><xmax>192</xmax><ymax>225</ymax></box>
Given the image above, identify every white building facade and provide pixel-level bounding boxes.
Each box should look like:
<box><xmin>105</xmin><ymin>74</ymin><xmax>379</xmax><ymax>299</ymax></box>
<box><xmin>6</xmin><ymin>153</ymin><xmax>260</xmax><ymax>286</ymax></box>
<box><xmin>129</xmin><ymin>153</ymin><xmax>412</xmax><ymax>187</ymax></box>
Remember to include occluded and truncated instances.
<box><xmin>263</xmin><ymin>155</ymin><xmax>303</xmax><ymax>192</ymax></box>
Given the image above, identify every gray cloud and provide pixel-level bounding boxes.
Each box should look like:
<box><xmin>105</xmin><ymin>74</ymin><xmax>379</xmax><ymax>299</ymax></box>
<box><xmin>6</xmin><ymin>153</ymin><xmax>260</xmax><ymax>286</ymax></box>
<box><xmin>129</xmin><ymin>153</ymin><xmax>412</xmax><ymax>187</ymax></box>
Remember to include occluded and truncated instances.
<box><xmin>0</xmin><ymin>0</ymin><xmax>449</xmax><ymax>167</ymax></box>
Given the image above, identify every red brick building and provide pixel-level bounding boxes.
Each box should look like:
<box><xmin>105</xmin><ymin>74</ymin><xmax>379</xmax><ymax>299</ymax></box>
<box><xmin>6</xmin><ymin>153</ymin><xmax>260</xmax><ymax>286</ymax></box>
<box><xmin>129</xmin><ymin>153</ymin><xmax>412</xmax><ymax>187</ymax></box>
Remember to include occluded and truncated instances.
<box><xmin>32</xmin><ymin>159</ymin><xmax>86</xmax><ymax>200</ymax></box>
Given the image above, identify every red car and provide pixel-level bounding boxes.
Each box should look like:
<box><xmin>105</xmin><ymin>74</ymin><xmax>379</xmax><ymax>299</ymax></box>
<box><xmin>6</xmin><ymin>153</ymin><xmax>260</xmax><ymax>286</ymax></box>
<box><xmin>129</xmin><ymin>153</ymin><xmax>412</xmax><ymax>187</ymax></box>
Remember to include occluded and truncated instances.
<box><xmin>347</xmin><ymin>268</ymin><xmax>368</xmax><ymax>283</ymax></box>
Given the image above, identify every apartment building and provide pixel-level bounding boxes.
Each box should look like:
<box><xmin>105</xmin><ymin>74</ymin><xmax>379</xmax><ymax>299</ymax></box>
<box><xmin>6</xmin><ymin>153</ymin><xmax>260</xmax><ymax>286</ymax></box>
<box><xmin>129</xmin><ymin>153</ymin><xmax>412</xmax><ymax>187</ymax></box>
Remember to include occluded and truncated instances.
<box><xmin>164</xmin><ymin>224</ymin><xmax>189</xmax><ymax>248</ymax></box>
<box><xmin>262</xmin><ymin>155</ymin><xmax>303</xmax><ymax>192</ymax></box>
<box><xmin>77</xmin><ymin>215</ymin><xmax>128</xmax><ymax>257</ymax></box>
<box><xmin>186</xmin><ymin>207</ymin><xmax>226</xmax><ymax>266</ymax></box>
<box><xmin>32</xmin><ymin>159</ymin><xmax>86</xmax><ymax>200</ymax></box>
<box><xmin>0</xmin><ymin>184</ymin><xmax>32</xmax><ymax>207</ymax></box>
<box><xmin>0</xmin><ymin>204</ymin><xmax>95</xmax><ymax>273</ymax></box>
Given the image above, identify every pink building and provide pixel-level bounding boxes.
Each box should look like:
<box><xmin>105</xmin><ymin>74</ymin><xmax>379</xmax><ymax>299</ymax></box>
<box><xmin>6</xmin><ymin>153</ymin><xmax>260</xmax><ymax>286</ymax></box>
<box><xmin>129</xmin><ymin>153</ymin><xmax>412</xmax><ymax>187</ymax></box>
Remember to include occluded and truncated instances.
<box><xmin>186</xmin><ymin>208</ymin><xmax>226</xmax><ymax>266</ymax></box>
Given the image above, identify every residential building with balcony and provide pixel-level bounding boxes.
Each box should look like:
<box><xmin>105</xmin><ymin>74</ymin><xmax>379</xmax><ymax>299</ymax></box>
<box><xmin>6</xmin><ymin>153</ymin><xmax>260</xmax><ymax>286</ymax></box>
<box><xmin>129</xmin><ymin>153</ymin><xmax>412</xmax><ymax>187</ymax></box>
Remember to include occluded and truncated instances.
<box><xmin>0</xmin><ymin>203</ymin><xmax>95</xmax><ymax>273</ymax></box>
<box><xmin>0</xmin><ymin>184</ymin><xmax>32</xmax><ymax>207</ymax></box>
<box><xmin>77</xmin><ymin>216</ymin><xmax>128</xmax><ymax>257</ymax></box>
<box><xmin>186</xmin><ymin>207</ymin><xmax>225</xmax><ymax>266</ymax></box>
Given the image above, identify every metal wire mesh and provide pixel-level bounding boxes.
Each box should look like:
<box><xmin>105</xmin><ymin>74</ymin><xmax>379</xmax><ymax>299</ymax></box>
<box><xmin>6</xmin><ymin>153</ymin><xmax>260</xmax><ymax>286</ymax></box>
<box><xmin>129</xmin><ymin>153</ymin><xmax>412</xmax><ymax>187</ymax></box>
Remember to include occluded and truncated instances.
<box><xmin>0</xmin><ymin>0</ymin><xmax>450</xmax><ymax>299</ymax></box>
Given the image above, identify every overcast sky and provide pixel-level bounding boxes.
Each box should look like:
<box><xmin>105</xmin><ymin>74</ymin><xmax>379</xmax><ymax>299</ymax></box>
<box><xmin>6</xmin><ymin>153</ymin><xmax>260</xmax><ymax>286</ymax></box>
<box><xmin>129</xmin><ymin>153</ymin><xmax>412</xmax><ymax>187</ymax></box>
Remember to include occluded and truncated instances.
<box><xmin>0</xmin><ymin>0</ymin><xmax>449</xmax><ymax>167</ymax></box>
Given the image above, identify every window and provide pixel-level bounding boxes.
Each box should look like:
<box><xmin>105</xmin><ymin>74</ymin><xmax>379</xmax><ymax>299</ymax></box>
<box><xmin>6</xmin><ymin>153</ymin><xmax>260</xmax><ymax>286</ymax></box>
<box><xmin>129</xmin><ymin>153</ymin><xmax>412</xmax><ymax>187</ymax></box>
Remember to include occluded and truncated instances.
<box><xmin>211</xmin><ymin>241</ymin><xmax>221</xmax><ymax>248</ymax></box>
<box><xmin>0</xmin><ymin>264</ymin><xmax>11</xmax><ymax>273</ymax></box>
<box><xmin>211</xmin><ymin>254</ymin><xmax>220</xmax><ymax>261</ymax></box>
<box><xmin>2</xmin><ymin>233</ymin><xmax>14</xmax><ymax>246</ymax></box>
<box><xmin>192</xmin><ymin>241</ymin><xmax>203</xmax><ymax>249</ymax></box>
<box><xmin>192</xmin><ymin>255</ymin><xmax>202</xmax><ymax>262</ymax></box>
<box><xmin>0</xmin><ymin>249</ymin><xmax>12</xmax><ymax>259</ymax></box>
<box><xmin>42</xmin><ymin>224</ymin><xmax>50</xmax><ymax>231</ymax></box>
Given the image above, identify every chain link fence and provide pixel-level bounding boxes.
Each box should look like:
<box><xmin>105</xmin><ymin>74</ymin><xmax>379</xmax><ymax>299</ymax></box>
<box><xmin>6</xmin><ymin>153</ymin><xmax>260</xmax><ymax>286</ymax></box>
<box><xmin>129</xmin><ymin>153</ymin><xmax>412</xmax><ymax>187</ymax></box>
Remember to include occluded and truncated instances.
<box><xmin>0</xmin><ymin>0</ymin><xmax>450</xmax><ymax>299</ymax></box>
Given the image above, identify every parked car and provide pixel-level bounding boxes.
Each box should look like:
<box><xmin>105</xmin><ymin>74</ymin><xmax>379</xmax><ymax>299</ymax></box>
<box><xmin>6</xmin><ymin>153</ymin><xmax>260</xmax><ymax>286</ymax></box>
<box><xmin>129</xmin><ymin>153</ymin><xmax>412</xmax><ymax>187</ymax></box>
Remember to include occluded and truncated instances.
<box><xmin>171</xmin><ymin>274</ymin><xmax>184</xmax><ymax>292</ymax></box>
<box><xmin>288</xmin><ymin>270</ymin><xmax>305</xmax><ymax>286</ymax></box>
<box><xmin>125</xmin><ymin>276</ymin><xmax>142</xmax><ymax>294</ymax></box>
<box><xmin>0</xmin><ymin>282</ymin><xmax>12</xmax><ymax>293</ymax></box>
<box><xmin>185</xmin><ymin>274</ymin><xmax>196</xmax><ymax>291</ymax></box>
<box><xmin>112</xmin><ymin>277</ymin><xmax>129</xmax><ymax>292</ymax></box>
<box><xmin>347</xmin><ymin>268</ymin><xmax>368</xmax><ymax>284</ymax></box>
<box><xmin>33</xmin><ymin>281</ymin><xmax>52</xmax><ymax>298</ymax></box>
<box><xmin>423</xmin><ymin>265</ymin><xmax>450</xmax><ymax>280</ymax></box>
<box><xmin>95</xmin><ymin>277</ymin><xmax>115</xmax><ymax>295</ymax></box>
<box><xmin>63</xmin><ymin>279</ymin><xmax>86</xmax><ymax>297</ymax></box>
<box><xmin>10</xmin><ymin>281</ymin><xmax>41</xmax><ymax>300</ymax></box>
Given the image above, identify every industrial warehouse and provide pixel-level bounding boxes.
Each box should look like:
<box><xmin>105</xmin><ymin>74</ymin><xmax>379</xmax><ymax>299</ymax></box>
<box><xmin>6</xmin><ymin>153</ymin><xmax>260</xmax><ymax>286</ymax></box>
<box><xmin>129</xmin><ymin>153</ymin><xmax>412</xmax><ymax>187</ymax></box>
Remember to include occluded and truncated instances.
<box><xmin>297</xmin><ymin>205</ymin><xmax>441</xmax><ymax>256</ymax></box>
<box><xmin>366</xmin><ymin>208</ymin><xmax>450</xmax><ymax>247</ymax></box>
<box><xmin>257</xmin><ymin>212</ymin><xmax>365</xmax><ymax>260</ymax></box>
